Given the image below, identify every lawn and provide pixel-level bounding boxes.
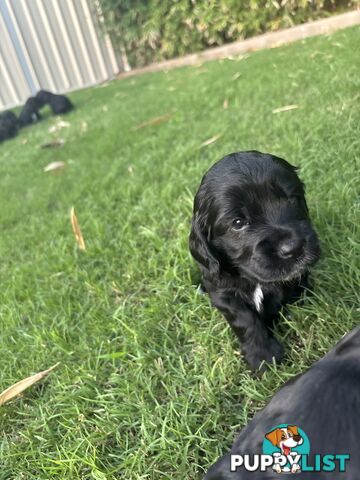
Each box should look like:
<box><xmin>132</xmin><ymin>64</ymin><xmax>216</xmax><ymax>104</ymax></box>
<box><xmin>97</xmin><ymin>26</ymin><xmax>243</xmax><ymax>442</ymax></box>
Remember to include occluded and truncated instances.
<box><xmin>0</xmin><ymin>26</ymin><xmax>359</xmax><ymax>480</ymax></box>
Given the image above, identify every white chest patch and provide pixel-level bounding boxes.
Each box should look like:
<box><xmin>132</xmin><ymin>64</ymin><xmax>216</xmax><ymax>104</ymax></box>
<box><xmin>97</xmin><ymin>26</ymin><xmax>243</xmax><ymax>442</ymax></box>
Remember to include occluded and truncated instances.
<box><xmin>253</xmin><ymin>284</ymin><xmax>263</xmax><ymax>312</ymax></box>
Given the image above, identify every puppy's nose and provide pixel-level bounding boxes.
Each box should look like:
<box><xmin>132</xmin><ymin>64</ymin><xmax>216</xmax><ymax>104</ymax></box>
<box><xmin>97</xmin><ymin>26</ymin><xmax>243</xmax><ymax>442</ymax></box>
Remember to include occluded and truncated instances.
<box><xmin>293</xmin><ymin>435</ymin><xmax>302</xmax><ymax>442</ymax></box>
<box><xmin>278</xmin><ymin>238</ymin><xmax>304</xmax><ymax>259</ymax></box>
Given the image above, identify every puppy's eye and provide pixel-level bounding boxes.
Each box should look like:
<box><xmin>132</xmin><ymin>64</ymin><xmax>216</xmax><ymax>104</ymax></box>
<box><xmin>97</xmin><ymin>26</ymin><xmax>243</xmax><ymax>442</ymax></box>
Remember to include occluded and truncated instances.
<box><xmin>232</xmin><ymin>218</ymin><xmax>248</xmax><ymax>231</ymax></box>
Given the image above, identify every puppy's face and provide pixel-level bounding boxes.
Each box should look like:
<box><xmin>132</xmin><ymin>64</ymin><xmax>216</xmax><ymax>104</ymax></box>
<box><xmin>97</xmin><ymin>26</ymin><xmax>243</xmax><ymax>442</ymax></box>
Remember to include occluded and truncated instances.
<box><xmin>191</xmin><ymin>152</ymin><xmax>320</xmax><ymax>282</ymax></box>
<box><xmin>266</xmin><ymin>426</ymin><xmax>303</xmax><ymax>454</ymax></box>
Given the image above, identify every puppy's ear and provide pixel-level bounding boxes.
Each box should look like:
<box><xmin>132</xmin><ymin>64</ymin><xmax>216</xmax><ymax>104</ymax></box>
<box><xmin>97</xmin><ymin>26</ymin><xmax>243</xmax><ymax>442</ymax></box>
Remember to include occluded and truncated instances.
<box><xmin>189</xmin><ymin>213</ymin><xmax>220</xmax><ymax>276</ymax></box>
<box><xmin>265</xmin><ymin>428</ymin><xmax>282</xmax><ymax>447</ymax></box>
<box><xmin>288</xmin><ymin>425</ymin><xmax>299</xmax><ymax>436</ymax></box>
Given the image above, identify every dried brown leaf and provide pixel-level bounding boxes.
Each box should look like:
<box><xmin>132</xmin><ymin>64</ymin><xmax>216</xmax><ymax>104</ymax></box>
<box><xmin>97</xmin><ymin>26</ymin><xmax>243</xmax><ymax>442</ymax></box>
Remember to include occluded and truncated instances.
<box><xmin>192</xmin><ymin>68</ymin><xmax>208</xmax><ymax>76</ymax></box>
<box><xmin>0</xmin><ymin>363</ymin><xmax>60</xmax><ymax>406</ymax></box>
<box><xmin>48</xmin><ymin>120</ymin><xmax>70</xmax><ymax>134</ymax></box>
<box><xmin>236</xmin><ymin>54</ymin><xmax>249</xmax><ymax>61</ymax></box>
<box><xmin>132</xmin><ymin>114</ymin><xmax>171</xmax><ymax>131</ymax></box>
<box><xmin>41</xmin><ymin>139</ymin><xmax>64</xmax><ymax>149</ymax></box>
<box><xmin>80</xmin><ymin>121</ymin><xmax>88</xmax><ymax>134</ymax></box>
<box><xmin>111</xmin><ymin>282</ymin><xmax>122</xmax><ymax>295</ymax></box>
<box><xmin>200</xmin><ymin>134</ymin><xmax>222</xmax><ymax>148</ymax></box>
<box><xmin>70</xmin><ymin>207</ymin><xmax>86</xmax><ymax>251</ymax></box>
<box><xmin>43</xmin><ymin>161</ymin><xmax>65</xmax><ymax>173</ymax></box>
<box><xmin>272</xmin><ymin>104</ymin><xmax>298</xmax><ymax>114</ymax></box>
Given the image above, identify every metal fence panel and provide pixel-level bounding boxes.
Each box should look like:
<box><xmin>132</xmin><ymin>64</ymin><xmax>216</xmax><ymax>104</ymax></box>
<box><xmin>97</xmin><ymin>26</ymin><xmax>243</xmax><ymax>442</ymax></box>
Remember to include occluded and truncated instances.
<box><xmin>0</xmin><ymin>0</ymin><xmax>123</xmax><ymax>111</ymax></box>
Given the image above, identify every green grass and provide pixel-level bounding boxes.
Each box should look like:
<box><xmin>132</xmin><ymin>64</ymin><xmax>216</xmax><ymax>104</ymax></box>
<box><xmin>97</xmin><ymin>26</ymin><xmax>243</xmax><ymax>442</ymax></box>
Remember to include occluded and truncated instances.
<box><xmin>0</xmin><ymin>26</ymin><xmax>359</xmax><ymax>479</ymax></box>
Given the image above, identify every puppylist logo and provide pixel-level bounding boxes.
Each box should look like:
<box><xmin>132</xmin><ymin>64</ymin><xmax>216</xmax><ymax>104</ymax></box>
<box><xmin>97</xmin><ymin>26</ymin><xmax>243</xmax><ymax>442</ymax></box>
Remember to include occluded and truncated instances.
<box><xmin>230</xmin><ymin>424</ymin><xmax>350</xmax><ymax>474</ymax></box>
<box><xmin>263</xmin><ymin>424</ymin><xmax>308</xmax><ymax>473</ymax></box>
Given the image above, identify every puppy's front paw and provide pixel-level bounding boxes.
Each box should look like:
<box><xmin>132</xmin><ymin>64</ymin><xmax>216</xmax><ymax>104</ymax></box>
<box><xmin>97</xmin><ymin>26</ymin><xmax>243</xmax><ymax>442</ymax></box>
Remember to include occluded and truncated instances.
<box><xmin>291</xmin><ymin>464</ymin><xmax>301</xmax><ymax>473</ymax></box>
<box><xmin>267</xmin><ymin>337</ymin><xmax>284</xmax><ymax>363</ymax></box>
<box><xmin>244</xmin><ymin>337</ymin><xmax>284</xmax><ymax>370</ymax></box>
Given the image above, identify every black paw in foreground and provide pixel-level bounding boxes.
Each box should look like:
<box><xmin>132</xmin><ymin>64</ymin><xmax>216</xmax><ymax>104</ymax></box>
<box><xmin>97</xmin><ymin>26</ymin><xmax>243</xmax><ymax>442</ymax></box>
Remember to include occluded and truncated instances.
<box><xmin>189</xmin><ymin>151</ymin><xmax>320</xmax><ymax>369</ymax></box>
<box><xmin>204</xmin><ymin>326</ymin><xmax>360</xmax><ymax>479</ymax></box>
<box><xmin>0</xmin><ymin>111</ymin><xmax>19</xmax><ymax>142</ymax></box>
<box><xmin>36</xmin><ymin>90</ymin><xmax>74</xmax><ymax>115</ymax></box>
<box><xmin>244</xmin><ymin>336</ymin><xmax>284</xmax><ymax>371</ymax></box>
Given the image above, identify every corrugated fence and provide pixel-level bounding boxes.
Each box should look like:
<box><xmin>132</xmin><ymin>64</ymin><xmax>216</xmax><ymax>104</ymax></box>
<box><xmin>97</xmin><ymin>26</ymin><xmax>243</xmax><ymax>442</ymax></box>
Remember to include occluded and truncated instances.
<box><xmin>0</xmin><ymin>0</ymin><xmax>126</xmax><ymax>111</ymax></box>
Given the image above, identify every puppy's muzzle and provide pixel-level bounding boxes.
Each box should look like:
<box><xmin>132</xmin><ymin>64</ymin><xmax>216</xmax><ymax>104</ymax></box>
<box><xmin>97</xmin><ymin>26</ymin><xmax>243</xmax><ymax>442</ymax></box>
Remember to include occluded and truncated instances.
<box><xmin>278</xmin><ymin>237</ymin><xmax>305</xmax><ymax>259</ymax></box>
<box><xmin>256</xmin><ymin>225</ymin><xmax>307</xmax><ymax>261</ymax></box>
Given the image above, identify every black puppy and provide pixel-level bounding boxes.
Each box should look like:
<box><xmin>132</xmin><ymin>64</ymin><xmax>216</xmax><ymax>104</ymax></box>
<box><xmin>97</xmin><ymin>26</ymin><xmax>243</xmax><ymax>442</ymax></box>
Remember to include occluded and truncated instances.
<box><xmin>189</xmin><ymin>151</ymin><xmax>320</xmax><ymax>369</ymax></box>
<box><xmin>0</xmin><ymin>111</ymin><xmax>19</xmax><ymax>142</ymax></box>
<box><xmin>18</xmin><ymin>97</ymin><xmax>42</xmax><ymax>127</ymax></box>
<box><xmin>205</xmin><ymin>326</ymin><xmax>360</xmax><ymax>479</ymax></box>
<box><xmin>35</xmin><ymin>90</ymin><xmax>74</xmax><ymax>115</ymax></box>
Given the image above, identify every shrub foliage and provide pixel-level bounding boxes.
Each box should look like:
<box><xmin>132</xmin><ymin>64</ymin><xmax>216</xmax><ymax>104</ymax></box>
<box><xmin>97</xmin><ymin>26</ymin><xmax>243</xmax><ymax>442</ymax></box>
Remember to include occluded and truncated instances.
<box><xmin>98</xmin><ymin>0</ymin><xmax>355</xmax><ymax>67</ymax></box>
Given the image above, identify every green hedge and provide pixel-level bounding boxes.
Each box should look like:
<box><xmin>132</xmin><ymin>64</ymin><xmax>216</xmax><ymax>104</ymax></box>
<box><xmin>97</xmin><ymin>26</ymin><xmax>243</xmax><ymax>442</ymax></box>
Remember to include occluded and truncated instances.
<box><xmin>98</xmin><ymin>1</ymin><xmax>357</xmax><ymax>67</ymax></box>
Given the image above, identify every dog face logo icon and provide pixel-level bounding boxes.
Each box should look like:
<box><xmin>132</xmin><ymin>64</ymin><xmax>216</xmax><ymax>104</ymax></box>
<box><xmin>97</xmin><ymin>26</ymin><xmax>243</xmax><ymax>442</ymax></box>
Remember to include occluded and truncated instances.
<box><xmin>263</xmin><ymin>424</ymin><xmax>310</xmax><ymax>474</ymax></box>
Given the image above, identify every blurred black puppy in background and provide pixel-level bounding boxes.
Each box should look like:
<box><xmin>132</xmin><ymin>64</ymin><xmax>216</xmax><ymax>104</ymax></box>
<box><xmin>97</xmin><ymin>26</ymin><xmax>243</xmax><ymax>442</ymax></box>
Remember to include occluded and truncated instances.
<box><xmin>205</xmin><ymin>326</ymin><xmax>360</xmax><ymax>479</ymax></box>
<box><xmin>1</xmin><ymin>90</ymin><xmax>74</xmax><ymax>142</ymax></box>
<box><xmin>36</xmin><ymin>90</ymin><xmax>74</xmax><ymax>115</ymax></box>
<box><xmin>189</xmin><ymin>151</ymin><xmax>320</xmax><ymax>369</ymax></box>
<box><xmin>0</xmin><ymin>111</ymin><xmax>19</xmax><ymax>142</ymax></box>
<box><xmin>18</xmin><ymin>97</ymin><xmax>42</xmax><ymax>127</ymax></box>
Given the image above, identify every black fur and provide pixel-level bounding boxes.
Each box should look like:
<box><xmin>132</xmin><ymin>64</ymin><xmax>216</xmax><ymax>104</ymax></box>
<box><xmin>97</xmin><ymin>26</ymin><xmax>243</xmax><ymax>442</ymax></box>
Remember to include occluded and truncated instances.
<box><xmin>1</xmin><ymin>90</ymin><xmax>74</xmax><ymax>141</ymax></box>
<box><xmin>18</xmin><ymin>97</ymin><xmax>42</xmax><ymax>127</ymax></box>
<box><xmin>204</xmin><ymin>326</ymin><xmax>360</xmax><ymax>479</ymax></box>
<box><xmin>35</xmin><ymin>90</ymin><xmax>74</xmax><ymax>115</ymax></box>
<box><xmin>0</xmin><ymin>111</ymin><xmax>19</xmax><ymax>142</ymax></box>
<box><xmin>189</xmin><ymin>151</ymin><xmax>320</xmax><ymax>369</ymax></box>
